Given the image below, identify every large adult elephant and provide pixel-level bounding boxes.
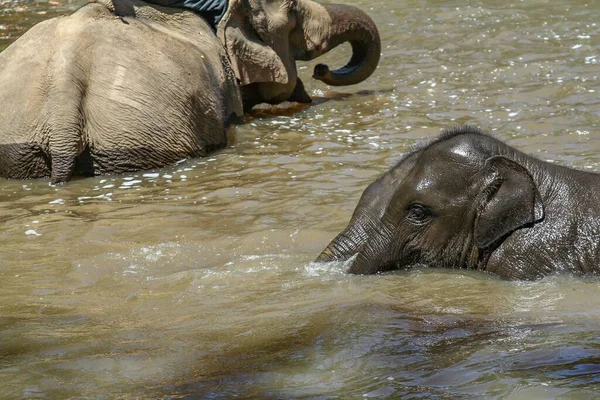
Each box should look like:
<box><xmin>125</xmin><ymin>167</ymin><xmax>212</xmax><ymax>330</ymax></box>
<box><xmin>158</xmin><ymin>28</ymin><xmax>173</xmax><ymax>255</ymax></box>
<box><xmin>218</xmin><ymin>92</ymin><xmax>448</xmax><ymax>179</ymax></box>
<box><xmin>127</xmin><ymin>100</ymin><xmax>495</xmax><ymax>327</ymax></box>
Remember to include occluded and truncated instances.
<box><xmin>317</xmin><ymin>126</ymin><xmax>600</xmax><ymax>280</ymax></box>
<box><xmin>0</xmin><ymin>0</ymin><xmax>380</xmax><ymax>183</ymax></box>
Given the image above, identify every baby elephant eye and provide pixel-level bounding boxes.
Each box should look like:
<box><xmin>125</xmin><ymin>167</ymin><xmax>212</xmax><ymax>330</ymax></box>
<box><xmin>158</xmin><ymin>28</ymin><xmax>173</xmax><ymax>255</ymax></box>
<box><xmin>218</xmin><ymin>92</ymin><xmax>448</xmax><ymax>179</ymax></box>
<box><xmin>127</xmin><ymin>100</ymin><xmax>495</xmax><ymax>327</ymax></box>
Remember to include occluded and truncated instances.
<box><xmin>405</xmin><ymin>204</ymin><xmax>432</xmax><ymax>225</ymax></box>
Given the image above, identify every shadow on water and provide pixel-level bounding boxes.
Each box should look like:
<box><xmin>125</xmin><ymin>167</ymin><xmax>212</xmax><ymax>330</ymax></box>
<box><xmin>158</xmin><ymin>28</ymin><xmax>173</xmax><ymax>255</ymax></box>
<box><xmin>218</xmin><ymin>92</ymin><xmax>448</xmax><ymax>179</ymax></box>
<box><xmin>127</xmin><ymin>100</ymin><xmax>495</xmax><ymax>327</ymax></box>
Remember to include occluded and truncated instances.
<box><xmin>246</xmin><ymin>88</ymin><xmax>396</xmax><ymax>120</ymax></box>
<box><xmin>147</xmin><ymin>299</ymin><xmax>586</xmax><ymax>399</ymax></box>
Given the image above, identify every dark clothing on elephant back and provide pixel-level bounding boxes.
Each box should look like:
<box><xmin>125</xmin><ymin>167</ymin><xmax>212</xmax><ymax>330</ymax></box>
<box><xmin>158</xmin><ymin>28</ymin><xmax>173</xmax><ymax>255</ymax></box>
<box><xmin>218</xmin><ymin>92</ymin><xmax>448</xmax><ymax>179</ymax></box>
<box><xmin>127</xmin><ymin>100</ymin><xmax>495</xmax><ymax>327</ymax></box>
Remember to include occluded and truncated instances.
<box><xmin>145</xmin><ymin>0</ymin><xmax>228</xmax><ymax>29</ymax></box>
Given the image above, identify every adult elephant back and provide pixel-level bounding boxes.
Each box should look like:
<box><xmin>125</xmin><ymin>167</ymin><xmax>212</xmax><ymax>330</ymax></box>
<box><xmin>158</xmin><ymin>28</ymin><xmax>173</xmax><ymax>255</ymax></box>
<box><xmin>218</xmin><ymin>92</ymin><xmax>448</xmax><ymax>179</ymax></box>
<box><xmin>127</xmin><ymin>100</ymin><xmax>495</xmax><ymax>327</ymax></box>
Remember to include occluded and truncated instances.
<box><xmin>0</xmin><ymin>0</ymin><xmax>380</xmax><ymax>183</ymax></box>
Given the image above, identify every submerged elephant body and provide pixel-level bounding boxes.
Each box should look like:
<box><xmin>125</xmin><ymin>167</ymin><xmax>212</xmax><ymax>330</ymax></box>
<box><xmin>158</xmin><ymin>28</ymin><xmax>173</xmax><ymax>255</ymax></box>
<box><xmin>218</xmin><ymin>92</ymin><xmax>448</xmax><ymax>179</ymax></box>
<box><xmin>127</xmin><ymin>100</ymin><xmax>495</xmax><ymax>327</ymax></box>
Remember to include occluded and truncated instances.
<box><xmin>0</xmin><ymin>2</ymin><xmax>240</xmax><ymax>182</ymax></box>
<box><xmin>318</xmin><ymin>127</ymin><xmax>600</xmax><ymax>280</ymax></box>
<box><xmin>0</xmin><ymin>0</ymin><xmax>380</xmax><ymax>183</ymax></box>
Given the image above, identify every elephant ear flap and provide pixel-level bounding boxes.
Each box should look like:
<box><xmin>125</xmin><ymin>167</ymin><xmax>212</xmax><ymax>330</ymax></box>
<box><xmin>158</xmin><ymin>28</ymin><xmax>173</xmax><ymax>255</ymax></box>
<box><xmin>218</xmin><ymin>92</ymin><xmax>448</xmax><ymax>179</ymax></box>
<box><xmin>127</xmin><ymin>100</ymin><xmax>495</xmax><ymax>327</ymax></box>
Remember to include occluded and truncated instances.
<box><xmin>217</xmin><ymin>1</ymin><xmax>288</xmax><ymax>85</ymax></box>
<box><xmin>474</xmin><ymin>156</ymin><xmax>544</xmax><ymax>249</ymax></box>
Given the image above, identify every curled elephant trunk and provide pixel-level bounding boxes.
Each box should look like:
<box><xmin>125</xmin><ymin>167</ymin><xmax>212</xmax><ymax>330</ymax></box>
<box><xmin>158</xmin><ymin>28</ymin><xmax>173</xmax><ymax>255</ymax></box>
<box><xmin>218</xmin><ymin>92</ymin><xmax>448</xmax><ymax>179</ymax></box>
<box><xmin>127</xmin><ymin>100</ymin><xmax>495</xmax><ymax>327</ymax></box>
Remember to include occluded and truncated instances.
<box><xmin>309</xmin><ymin>3</ymin><xmax>381</xmax><ymax>86</ymax></box>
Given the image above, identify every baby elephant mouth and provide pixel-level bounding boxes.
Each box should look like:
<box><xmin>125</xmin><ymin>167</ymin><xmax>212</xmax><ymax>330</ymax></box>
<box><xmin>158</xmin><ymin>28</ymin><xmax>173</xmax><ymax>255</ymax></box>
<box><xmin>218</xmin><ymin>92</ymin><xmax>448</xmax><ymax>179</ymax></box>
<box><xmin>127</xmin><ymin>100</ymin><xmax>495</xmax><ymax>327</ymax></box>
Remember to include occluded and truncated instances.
<box><xmin>346</xmin><ymin>256</ymin><xmax>405</xmax><ymax>275</ymax></box>
<box><xmin>344</xmin><ymin>242</ymin><xmax>426</xmax><ymax>275</ymax></box>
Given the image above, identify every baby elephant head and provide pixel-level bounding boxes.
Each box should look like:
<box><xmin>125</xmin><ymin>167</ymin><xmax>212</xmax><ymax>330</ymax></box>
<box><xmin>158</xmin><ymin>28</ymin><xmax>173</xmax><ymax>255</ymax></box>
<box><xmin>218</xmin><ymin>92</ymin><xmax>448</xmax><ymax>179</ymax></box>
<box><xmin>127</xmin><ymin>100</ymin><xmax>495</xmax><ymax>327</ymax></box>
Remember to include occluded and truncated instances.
<box><xmin>218</xmin><ymin>0</ymin><xmax>381</xmax><ymax>108</ymax></box>
<box><xmin>317</xmin><ymin>127</ymin><xmax>545</xmax><ymax>274</ymax></box>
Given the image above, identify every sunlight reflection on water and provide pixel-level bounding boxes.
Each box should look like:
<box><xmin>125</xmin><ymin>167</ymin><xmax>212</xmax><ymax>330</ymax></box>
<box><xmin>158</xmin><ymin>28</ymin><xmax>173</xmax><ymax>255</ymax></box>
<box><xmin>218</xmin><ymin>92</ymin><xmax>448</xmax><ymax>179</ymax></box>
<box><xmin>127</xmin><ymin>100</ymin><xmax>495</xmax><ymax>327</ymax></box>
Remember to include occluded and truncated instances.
<box><xmin>1</xmin><ymin>0</ymin><xmax>600</xmax><ymax>398</ymax></box>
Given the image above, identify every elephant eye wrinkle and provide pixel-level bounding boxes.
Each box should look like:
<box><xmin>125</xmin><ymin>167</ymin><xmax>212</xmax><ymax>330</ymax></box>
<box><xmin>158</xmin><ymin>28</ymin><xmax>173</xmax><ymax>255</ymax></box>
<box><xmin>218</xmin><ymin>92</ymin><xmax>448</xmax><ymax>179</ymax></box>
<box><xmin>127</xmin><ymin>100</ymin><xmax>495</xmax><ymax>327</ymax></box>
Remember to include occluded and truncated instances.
<box><xmin>405</xmin><ymin>204</ymin><xmax>433</xmax><ymax>225</ymax></box>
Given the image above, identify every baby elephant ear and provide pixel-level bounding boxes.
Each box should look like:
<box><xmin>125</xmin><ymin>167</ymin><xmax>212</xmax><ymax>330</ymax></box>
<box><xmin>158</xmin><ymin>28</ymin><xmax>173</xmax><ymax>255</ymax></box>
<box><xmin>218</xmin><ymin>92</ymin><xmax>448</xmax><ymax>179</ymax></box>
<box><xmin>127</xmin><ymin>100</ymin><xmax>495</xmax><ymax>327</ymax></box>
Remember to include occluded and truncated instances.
<box><xmin>474</xmin><ymin>156</ymin><xmax>544</xmax><ymax>249</ymax></box>
<box><xmin>218</xmin><ymin>2</ymin><xmax>288</xmax><ymax>85</ymax></box>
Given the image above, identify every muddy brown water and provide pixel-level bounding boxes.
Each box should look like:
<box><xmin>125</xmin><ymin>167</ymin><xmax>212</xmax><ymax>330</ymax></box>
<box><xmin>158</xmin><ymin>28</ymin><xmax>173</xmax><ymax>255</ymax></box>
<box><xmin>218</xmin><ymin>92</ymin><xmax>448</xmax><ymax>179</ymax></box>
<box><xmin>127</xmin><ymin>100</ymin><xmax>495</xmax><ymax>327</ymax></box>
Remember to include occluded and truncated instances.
<box><xmin>1</xmin><ymin>0</ymin><xmax>600</xmax><ymax>398</ymax></box>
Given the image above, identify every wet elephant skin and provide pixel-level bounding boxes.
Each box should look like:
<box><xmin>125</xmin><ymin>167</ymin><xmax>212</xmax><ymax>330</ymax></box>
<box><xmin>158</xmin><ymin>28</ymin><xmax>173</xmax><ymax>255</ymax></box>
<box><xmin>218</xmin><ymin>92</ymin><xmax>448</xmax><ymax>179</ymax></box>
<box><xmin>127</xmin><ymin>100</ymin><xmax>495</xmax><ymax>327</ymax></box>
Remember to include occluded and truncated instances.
<box><xmin>318</xmin><ymin>126</ymin><xmax>600</xmax><ymax>280</ymax></box>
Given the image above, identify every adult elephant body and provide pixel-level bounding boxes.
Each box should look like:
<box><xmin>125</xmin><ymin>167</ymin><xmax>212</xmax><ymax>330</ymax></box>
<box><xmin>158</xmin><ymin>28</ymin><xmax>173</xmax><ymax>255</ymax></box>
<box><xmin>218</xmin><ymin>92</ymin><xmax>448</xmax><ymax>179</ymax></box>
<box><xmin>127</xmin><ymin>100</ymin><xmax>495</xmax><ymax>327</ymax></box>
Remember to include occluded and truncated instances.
<box><xmin>318</xmin><ymin>127</ymin><xmax>600</xmax><ymax>280</ymax></box>
<box><xmin>0</xmin><ymin>0</ymin><xmax>380</xmax><ymax>183</ymax></box>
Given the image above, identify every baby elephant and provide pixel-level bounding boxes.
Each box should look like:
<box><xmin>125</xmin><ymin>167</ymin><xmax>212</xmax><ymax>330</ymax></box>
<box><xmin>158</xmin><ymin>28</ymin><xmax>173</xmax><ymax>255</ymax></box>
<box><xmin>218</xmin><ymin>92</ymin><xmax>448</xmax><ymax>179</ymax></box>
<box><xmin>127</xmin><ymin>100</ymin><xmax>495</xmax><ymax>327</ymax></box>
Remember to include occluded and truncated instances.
<box><xmin>318</xmin><ymin>126</ymin><xmax>600</xmax><ymax>280</ymax></box>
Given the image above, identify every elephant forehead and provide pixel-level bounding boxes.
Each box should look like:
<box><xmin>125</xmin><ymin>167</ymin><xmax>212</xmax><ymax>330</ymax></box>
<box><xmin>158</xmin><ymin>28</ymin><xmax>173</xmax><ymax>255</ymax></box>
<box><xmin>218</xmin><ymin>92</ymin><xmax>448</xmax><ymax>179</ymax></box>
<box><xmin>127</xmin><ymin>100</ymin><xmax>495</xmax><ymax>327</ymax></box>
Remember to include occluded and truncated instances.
<box><xmin>411</xmin><ymin>152</ymin><xmax>478</xmax><ymax>196</ymax></box>
<box><xmin>439</xmin><ymin>134</ymin><xmax>492</xmax><ymax>165</ymax></box>
<box><xmin>449</xmin><ymin>141</ymin><xmax>474</xmax><ymax>158</ymax></box>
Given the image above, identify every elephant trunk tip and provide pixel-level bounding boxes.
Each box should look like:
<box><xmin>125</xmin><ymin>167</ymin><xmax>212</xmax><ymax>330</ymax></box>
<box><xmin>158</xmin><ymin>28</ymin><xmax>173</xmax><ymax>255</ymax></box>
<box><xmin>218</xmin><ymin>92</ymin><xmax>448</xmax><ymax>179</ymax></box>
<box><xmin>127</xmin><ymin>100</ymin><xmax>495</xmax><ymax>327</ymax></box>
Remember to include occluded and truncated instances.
<box><xmin>315</xmin><ymin>246</ymin><xmax>339</xmax><ymax>263</ymax></box>
<box><xmin>312</xmin><ymin>39</ymin><xmax>381</xmax><ymax>86</ymax></box>
<box><xmin>312</xmin><ymin>63</ymin><xmax>331</xmax><ymax>82</ymax></box>
<box><xmin>312</xmin><ymin>4</ymin><xmax>381</xmax><ymax>87</ymax></box>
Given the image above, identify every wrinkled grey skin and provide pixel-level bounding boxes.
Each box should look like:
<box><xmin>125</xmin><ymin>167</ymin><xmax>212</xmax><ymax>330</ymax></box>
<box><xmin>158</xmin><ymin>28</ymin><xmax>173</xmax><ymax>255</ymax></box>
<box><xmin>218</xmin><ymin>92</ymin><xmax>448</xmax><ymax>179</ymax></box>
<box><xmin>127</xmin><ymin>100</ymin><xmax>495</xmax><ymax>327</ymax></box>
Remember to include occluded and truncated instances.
<box><xmin>0</xmin><ymin>0</ymin><xmax>380</xmax><ymax>183</ymax></box>
<box><xmin>318</xmin><ymin>126</ymin><xmax>600</xmax><ymax>280</ymax></box>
